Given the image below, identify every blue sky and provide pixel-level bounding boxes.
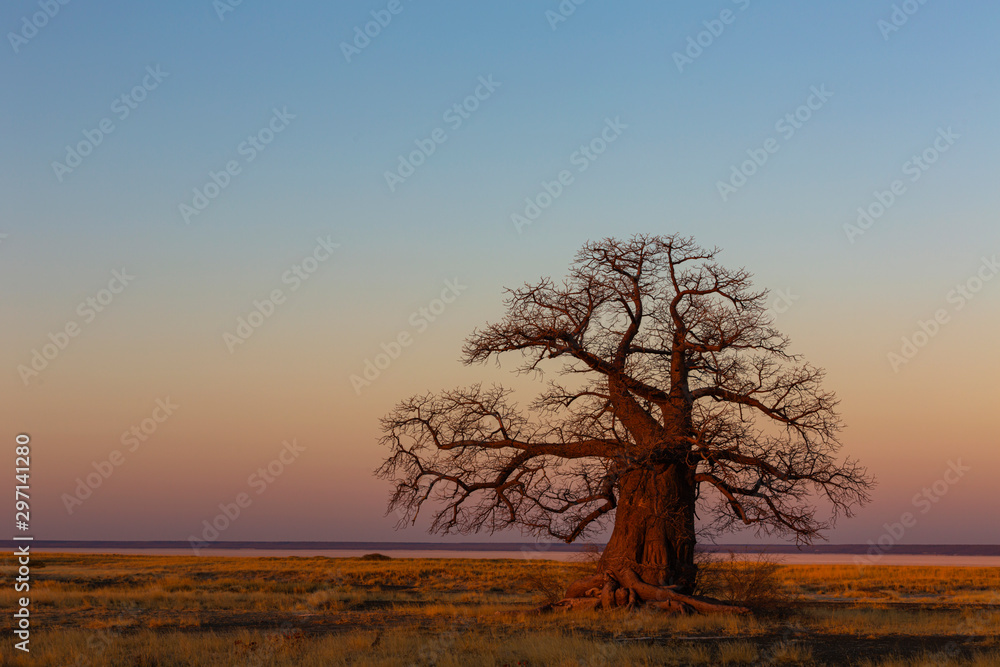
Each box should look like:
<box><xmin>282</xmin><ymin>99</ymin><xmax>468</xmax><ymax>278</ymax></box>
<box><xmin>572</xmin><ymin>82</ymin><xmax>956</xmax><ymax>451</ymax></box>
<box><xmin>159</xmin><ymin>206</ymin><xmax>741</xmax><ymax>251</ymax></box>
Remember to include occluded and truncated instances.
<box><xmin>3</xmin><ymin>1</ymin><xmax>999</xmax><ymax>544</ymax></box>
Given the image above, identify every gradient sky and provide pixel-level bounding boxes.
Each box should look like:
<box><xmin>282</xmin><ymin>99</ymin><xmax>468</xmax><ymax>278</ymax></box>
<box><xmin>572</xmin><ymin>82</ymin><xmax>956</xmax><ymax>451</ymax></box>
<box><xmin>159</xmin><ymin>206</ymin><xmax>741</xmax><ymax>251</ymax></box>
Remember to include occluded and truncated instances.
<box><xmin>3</xmin><ymin>1</ymin><xmax>999</xmax><ymax>546</ymax></box>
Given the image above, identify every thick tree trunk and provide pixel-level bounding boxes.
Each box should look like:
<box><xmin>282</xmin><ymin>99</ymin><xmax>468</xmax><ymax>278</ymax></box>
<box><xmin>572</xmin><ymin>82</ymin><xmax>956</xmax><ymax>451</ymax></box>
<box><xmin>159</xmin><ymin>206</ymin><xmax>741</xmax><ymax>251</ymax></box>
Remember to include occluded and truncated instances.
<box><xmin>598</xmin><ymin>462</ymin><xmax>697</xmax><ymax>593</ymax></box>
<box><xmin>549</xmin><ymin>461</ymin><xmax>748</xmax><ymax>614</ymax></box>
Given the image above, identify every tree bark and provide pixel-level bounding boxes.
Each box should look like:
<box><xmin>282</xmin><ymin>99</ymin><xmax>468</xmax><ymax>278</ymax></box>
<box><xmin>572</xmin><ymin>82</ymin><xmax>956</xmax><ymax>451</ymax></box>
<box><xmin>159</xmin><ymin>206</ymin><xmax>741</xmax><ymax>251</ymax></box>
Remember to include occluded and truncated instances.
<box><xmin>598</xmin><ymin>462</ymin><xmax>698</xmax><ymax>594</ymax></box>
<box><xmin>547</xmin><ymin>461</ymin><xmax>746</xmax><ymax>614</ymax></box>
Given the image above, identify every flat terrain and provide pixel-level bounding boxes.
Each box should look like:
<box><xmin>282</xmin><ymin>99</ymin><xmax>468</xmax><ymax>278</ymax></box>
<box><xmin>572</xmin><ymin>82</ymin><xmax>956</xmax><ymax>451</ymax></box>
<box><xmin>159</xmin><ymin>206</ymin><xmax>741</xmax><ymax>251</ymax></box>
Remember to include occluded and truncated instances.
<box><xmin>1</xmin><ymin>553</ymin><xmax>998</xmax><ymax>666</ymax></box>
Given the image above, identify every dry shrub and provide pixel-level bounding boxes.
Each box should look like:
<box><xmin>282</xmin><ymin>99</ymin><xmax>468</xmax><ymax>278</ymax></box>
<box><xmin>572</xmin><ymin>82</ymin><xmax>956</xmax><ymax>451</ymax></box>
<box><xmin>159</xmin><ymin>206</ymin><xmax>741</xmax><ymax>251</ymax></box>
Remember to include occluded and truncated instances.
<box><xmin>695</xmin><ymin>550</ymin><xmax>790</xmax><ymax>611</ymax></box>
<box><xmin>521</xmin><ymin>572</ymin><xmax>566</xmax><ymax>606</ymax></box>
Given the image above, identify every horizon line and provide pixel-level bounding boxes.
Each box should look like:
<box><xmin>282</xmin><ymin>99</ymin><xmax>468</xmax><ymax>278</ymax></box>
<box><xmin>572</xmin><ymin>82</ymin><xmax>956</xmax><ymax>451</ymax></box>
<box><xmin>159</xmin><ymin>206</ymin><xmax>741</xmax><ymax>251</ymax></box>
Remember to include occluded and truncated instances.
<box><xmin>15</xmin><ymin>540</ymin><xmax>1000</xmax><ymax>556</ymax></box>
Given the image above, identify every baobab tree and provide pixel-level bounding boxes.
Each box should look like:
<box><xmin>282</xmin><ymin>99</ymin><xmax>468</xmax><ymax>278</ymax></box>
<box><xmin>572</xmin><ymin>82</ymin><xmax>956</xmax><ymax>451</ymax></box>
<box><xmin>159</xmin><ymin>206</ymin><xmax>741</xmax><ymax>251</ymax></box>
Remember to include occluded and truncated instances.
<box><xmin>377</xmin><ymin>234</ymin><xmax>872</xmax><ymax>613</ymax></box>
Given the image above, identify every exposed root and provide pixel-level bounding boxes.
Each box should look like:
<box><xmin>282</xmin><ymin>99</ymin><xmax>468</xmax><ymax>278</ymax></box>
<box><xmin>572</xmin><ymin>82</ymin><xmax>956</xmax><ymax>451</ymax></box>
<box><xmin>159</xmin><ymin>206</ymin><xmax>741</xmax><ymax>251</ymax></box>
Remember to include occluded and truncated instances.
<box><xmin>539</xmin><ymin>570</ymin><xmax>751</xmax><ymax>615</ymax></box>
<box><xmin>563</xmin><ymin>573</ymin><xmax>604</xmax><ymax>599</ymax></box>
<box><xmin>645</xmin><ymin>599</ymin><xmax>690</xmax><ymax>614</ymax></box>
<box><xmin>545</xmin><ymin>596</ymin><xmax>601</xmax><ymax>613</ymax></box>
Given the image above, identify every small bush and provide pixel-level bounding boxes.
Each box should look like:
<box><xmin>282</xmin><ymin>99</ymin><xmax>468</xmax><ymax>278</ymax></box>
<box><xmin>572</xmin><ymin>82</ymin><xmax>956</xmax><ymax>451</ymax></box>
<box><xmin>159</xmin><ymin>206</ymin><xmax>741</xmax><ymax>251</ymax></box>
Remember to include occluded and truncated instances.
<box><xmin>521</xmin><ymin>572</ymin><xmax>566</xmax><ymax>606</ymax></box>
<box><xmin>696</xmin><ymin>550</ymin><xmax>790</xmax><ymax>611</ymax></box>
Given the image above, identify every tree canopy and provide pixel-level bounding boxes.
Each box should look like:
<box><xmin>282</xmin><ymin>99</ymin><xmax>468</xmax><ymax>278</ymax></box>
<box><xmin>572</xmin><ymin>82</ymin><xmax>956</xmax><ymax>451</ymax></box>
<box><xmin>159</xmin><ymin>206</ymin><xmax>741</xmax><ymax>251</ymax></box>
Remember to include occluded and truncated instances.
<box><xmin>377</xmin><ymin>234</ymin><xmax>872</xmax><ymax>610</ymax></box>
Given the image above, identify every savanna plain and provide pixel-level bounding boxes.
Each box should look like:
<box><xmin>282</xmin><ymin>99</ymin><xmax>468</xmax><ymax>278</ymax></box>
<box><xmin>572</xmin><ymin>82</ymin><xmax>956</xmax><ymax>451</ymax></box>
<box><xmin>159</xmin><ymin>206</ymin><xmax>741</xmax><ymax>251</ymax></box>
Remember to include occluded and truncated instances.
<box><xmin>1</xmin><ymin>552</ymin><xmax>998</xmax><ymax>666</ymax></box>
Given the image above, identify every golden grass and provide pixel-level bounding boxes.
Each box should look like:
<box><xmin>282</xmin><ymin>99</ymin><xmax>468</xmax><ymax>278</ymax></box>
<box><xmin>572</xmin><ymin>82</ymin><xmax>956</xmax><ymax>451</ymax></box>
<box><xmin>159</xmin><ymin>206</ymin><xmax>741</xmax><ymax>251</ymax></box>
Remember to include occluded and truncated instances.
<box><xmin>0</xmin><ymin>553</ymin><xmax>997</xmax><ymax>666</ymax></box>
<box><xmin>772</xmin><ymin>564</ymin><xmax>1000</xmax><ymax>604</ymax></box>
